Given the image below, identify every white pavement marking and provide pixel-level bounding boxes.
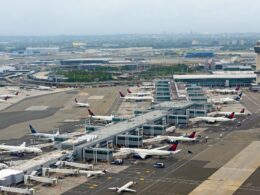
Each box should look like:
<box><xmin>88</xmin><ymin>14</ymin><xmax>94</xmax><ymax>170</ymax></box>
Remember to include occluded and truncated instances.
<box><xmin>88</xmin><ymin>95</ymin><xmax>104</xmax><ymax>100</ymax></box>
<box><xmin>26</xmin><ymin>106</ymin><xmax>48</xmax><ymax>111</ymax></box>
<box><xmin>189</xmin><ymin>141</ymin><xmax>260</xmax><ymax>195</ymax></box>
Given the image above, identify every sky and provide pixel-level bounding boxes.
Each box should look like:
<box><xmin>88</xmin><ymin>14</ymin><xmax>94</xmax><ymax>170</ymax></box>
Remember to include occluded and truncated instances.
<box><xmin>1</xmin><ymin>0</ymin><xmax>260</xmax><ymax>35</ymax></box>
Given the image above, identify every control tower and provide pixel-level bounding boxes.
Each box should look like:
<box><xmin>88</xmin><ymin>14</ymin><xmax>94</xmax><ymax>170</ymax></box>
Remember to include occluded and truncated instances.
<box><xmin>254</xmin><ymin>40</ymin><xmax>260</xmax><ymax>84</ymax></box>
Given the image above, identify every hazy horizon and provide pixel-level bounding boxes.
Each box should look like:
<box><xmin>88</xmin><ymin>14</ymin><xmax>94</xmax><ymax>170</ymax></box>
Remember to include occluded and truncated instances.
<box><xmin>1</xmin><ymin>0</ymin><xmax>260</xmax><ymax>36</ymax></box>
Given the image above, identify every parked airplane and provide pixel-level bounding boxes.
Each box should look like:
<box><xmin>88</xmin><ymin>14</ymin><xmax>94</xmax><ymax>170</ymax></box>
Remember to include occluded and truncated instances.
<box><xmin>120</xmin><ymin>142</ymin><xmax>181</xmax><ymax>159</ymax></box>
<box><xmin>127</xmin><ymin>89</ymin><xmax>152</xmax><ymax>96</ymax></box>
<box><xmin>119</xmin><ymin>92</ymin><xmax>154</xmax><ymax>102</ymax></box>
<box><xmin>37</xmin><ymin>86</ymin><xmax>53</xmax><ymax>91</ymax></box>
<box><xmin>0</xmin><ymin>163</ymin><xmax>8</xmax><ymax>170</ymax></box>
<box><xmin>108</xmin><ymin>181</ymin><xmax>136</xmax><ymax>194</ymax></box>
<box><xmin>143</xmin><ymin>131</ymin><xmax>197</xmax><ymax>144</ymax></box>
<box><xmin>74</xmin><ymin>98</ymin><xmax>90</xmax><ymax>107</ymax></box>
<box><xmin>0</xmin><ymin>91</ymin><xmax>19</xmax><ymax>99</ymax></box>
<box><xmin>88</xmin><ymin>109</ymin><xmax>114</xmax><ymax>122</ymax></box>
<box><xmin>216</xmin><ymin>108</ymin><xmax>250</xmax><ymax>117</ymax></box>
<box><xmin>0</xmin><ymin>142</ymin><xmax>42</xmax><ymax>155</ymax></box>
<box><xmin>29</xmin><ymin>125</ymin><xmax>71</xmax><ymax>142</ymax></box>
<box><xmin>210</xmin><ymin>86</ymin><xmax>240</xmax><ymax>94</ymax></box>
<box><xmin>191</xmin><ymin>112</ymin><xmax>235</xmax><ymax>123</ymax></box>
<box><xmin>0</xmin><ymin>97</ymin><xmax>10</xmax><ymax>102</ymax></box>
<box><xmin>210</xmin><ymin>92</ymin><xmax>242</xmax><ymax>104</ymax></box>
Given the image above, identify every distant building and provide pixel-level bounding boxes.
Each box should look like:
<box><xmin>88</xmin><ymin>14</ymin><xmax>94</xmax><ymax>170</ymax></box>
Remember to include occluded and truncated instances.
<box><xmin>185</xmin><ymin>52</ymin><xmax>214</xmax><ymax>58</ymax></box>
<box><xmin>60</xmin><ymin>58</ymin><xmax>110</xmax><ymax>66</ymax></box>
<box><xmin>173</xmin><ymin>73</ymin><xmax>256</xmax><ymax>87</ymax></box>
<box><xmin>25</xmin><ymin>47</ymin><xmax>59</xmax><ymax>55</ymax></box>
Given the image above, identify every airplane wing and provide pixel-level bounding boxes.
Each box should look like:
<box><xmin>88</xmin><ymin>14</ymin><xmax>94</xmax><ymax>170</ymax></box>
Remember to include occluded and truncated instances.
<box><xmin>172</xmin><ymin>149</ymin><xmax>182</xmax><ymax>154</ymax></box>
<box><xmin>108</xmin><ymin>187</ymin><xmax>117</xmax><ymax>191</ymax></box>
<box><xmin>154</xmin><ymin>145</ymin><xmax>168</xmax><ymax>150</ymax></box>
<box><xmin>124</xmin><ymin>188</ymin><xmax>136</xmax><ymax>193</ymax></box>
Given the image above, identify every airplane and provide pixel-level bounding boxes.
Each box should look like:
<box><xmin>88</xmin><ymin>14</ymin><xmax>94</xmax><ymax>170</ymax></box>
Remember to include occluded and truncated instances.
<box><xmin>119</xmin><ymin>142</ymin><xmax>181</xmax><ymax>159</ymax></box>
<box><xmin>88</xmin><ymin>109</ymin><xmax>114</xmax><ymax>122</ymax></box>
<box><xmin>210</xmin><ymin>92</ymin><xmax>242</xmax><ymax>104</ymax></box>
<box><xmin>0</xmin><ymin>97</ymin><xmax>10</xmax><ymax>103</ymax></box>
<box><xmin>215</xmin><ymin>108</ymin><xmax>251</xmax><ymax>117</ymax></box>
<box><xmin>74</xmin><ymin>98</ymin><xmax>90</xmax><ymax>107</ymax></box>
<box><xmin>0</xmin><ymin>91</ymin><xmax>19</xmax><ymax>99</ymax></box>
<box><xmin>29</xmin><ymin>125</ymin><xmax>71</xmax><ymax>142</ymax></box>
<box><xmin>143</xmin><ymin>131</ymin><xmax>197</xmax><ymax>144</ymax></box>
<box><xmin>190</xmin><ymin>112</ymin><xmax>235</xmax><ymax>123</ymax></box>
<box><xmin>108</xmin><ymin>181</ymin><xmax>136</xmax><ymax>194</ymax></box>
<box><xmin>119</xmin><ymin>92</ymin><xmax>154</xmax><ymax>102</ymax></box>
<box><xmin>0</xmin><ymin>142</ymin><xmax>42</xmax><ymax>155</ymax></box>
<box><xmin>37</xmin><ymin>86</ymin><xmax>53</xmax><ymax>91</ymax></box>
<box><xmin>210</xmin><ymin>86</ymin><xmax>240</xmax><ymax>94</ymax></box>
<box><xmin>127</xmin><ymin>89</ymin><xmax>152</xmax><ymax>96</ymax></box>
<box><xmin>0</xmin><ymin>163</ymin><xmax>8</xmax><ymax>170</ymax></box>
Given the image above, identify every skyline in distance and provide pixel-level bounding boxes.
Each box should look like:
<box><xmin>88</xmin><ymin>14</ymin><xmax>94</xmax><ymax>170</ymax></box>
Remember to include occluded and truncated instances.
<box><xmin>1</xmin><ymin>0</ymin><xmax>260</xmax><ymax>36</ymax></box>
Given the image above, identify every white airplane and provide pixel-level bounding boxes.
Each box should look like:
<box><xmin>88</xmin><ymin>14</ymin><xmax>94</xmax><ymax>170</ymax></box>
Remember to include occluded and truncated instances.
<box><xmin>37</xmin><ymin>86</ymin><xmax>53</xmax><ymax>91</ymax></box>
<box><xmin>190</xmin><ymin>112</ymin><xmax>235</xmax><ymax>123</ymax></box>
<box><xmin>0</xmin><ymin>163</ymin><xmax>8</xmax><ymax>170</ymax></box>
<box><xmin>119</xmin><ymin>142</ymin><xmax>181</xmax><ymax>159</ymax></box>
<box><xmin>108</xmin><ymin>181</ymin><xmax>136</xmax><ymax>194</ymax></box>
<box><xmin>210</xmin><ymin>92</ymin><xmax>242</xmax><ymax>104</ymax></box>
<box><xmin>0</xmin><ymin>91</ymin><xmax>19</xmax><ymax>99</ymax></box>
<box><xmin>119</xmin><ymin>92</ymin><xmax>154</xmax><ymax>102</ymax></box>
<box><xmin>74</xmin><ymin>98</ymin><xmax>90</xmax><ymax>107</ymax></box>
<box><xmin>0</xmin><ymin>142</ymin><xmax>42</xmax><ymax>155</ymax></box>
<box><xmin>137</xmin><ymin>83</ymin><xmax>155</xmax><ymax>90</ymax></box>
<box><xmin>127</xmin><ymin>89</ymin><xmax>152</xmax><ymax>96</ymax></box>
<box><xmin>210</xmin><ymin>86</ymin><xmax>240</xmax><ymax>94</ymax></box>
<box><xmin>215</xmin><ymin>108</ymin><xmax>251</xmax><ymax>117</ymax></box>
<box><xmin>143</xmin><ymin>131</ymin><xmax>197</xmax><ymax>144</ymax></box>
<box><xmin>88</xmin><ymin>109</ymin><xmax>114</xmax><ymax>122</ymax></box>
<box><xmin>29</xmin><ymin>125</ymin><xmax>71</xmax><ymax>142</ymax></box>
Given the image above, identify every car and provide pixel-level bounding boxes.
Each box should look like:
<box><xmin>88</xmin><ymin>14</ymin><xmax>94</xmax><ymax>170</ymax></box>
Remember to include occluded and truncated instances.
<box><xmin>111</xmin><ymin>159</ymin><xmax>124</xmax><ymax>165</ymax></box>
<box><xmin>153</xmin><ymin>162</ymin><xmax>165</xmax><ymax>168</ymax></box>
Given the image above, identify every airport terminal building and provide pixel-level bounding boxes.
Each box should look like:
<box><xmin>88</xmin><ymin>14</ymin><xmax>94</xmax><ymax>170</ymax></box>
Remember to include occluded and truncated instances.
<box><xmin>173</xmin><ymin>73</ymin><xmax>256</xmax><ymax>87</ymax></box>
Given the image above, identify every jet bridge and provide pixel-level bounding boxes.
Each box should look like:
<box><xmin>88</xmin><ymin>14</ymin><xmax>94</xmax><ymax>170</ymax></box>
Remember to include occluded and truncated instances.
<box><xmin>0</xmin><ymin>186</ymin><xmax>35</xmax><ymax>195</ymax></box>
<box><xmin>42</xmin><ymin>168</ymin><xmax>79</xmax><ymax>177</ymax></box>
<box><xmin>59</xmin><ymin>161</ymin><xmax>93</xmax><ymax>170</ymax></box>
<box><xmin>24</xmin><ymin>175</ymin><xmax>58</xmax><ymax>185</ymax></box>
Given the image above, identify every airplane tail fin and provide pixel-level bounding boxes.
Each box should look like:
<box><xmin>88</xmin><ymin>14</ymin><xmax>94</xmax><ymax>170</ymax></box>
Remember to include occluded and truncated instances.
<box><xmin>228</xmin><ymin>112</ymin><xmax>235</xmax><ymax>119</ymax></box>
<box><xmin>15</xmin><ymin>91</ymin><xmax>19</xmax><ymax>96</ymax></box>
<box><xmin>29</xmin><ymin>124</ymin><xmax>38</xmax><ymax>134</ymax></box>
<box><xmin>119</xmin><ymin>91</ymin><xmax>125</xmax><ymax>98</ymax></box>
<box><xmin>55</xmin><ymin>129</ymin><xmax>60</xmax><ymax>135</ymax></box>
<box><xmin>20</xmin><ymin>142</ymin><xmax>26</xmax><ymax>147</ymax></box>
<box><xmin>240</xmin><ymin>108</ymin><xmax>245</xmax><ymax>113</ymax></box>
<box><xmin>137</xmin><ymin>83</ymin><xmax>140</xmax><ymax>87</ymax></box>
<box><xmin>168</xmin><ymin>141</ymin><xmax>179</xmax><ymax>151</ymax></box>
<box><xmin>4</xmin><ymin>96</ymin><xmax>10</xmax><ymax>101</ymax></box>
<box><xmin>238</xmin><ymin>92</ymin><xmax>243</xmax><ymax>98</ymax></box>
<box><xmin>188</xmin><ymin>131</ymin><xmax>196</xmax><ymax>138</ymax></box>
<box><xmin>235</xmin><ymin>86</ymin><xmax>240</xmax><ymax>91</ymax></box>
<box><xmin>88</xmin><ymin>109</ymin><xmax>95</xmax><ymax>116</ymax></box>
<box><xmin>127</xmin><ymin>89</ymin><xmax>132</xmax><ymax>94</ymax></box>
<box><xmin>74</xmin><ymin>98</ymin><xmax>78</xmax><ymax>103</ymax></box>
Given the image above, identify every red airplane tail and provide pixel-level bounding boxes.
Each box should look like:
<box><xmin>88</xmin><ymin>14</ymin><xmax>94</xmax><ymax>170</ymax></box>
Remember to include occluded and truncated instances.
<box><xmin>74</xmin><ymin>98</ymin><xmax>78</xmax><ymax>103</ymax></box>
<box><xmin>240</xmin><ymin>108</ymin><xmax>245</xmax><ymax>113</ymax></box>
<box><xmin>88</xmin><ymin>109</ymin><xmax>95</xmax><ymax>116</ymax></box>
<box><xmin>127</xmin><ymin>89</ymin><xmax>132</xmax><ymax>93</ymax></box>
<box><xmin>119</xmin><ymin>91</ymin><xmax>125</xmax><ymax>98</ymax></box>
<box><xmin>228</xmin><ymin>112</ymin><xmax>235</xmax><ymax>119</ymax></box>
<box><xmin>235</xmin><ymin>86</ymin><xmax>240</xmax><ymax>91</ymax></box>
<box><xmin>168</xmin><ymin>141</ymin><xmax>179</xmax><ymax>151</ymax></box>
<box><xmin>188</xmin><ymin>131</ymin><xmax>196</xmax><ymax>138</ymax></box>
